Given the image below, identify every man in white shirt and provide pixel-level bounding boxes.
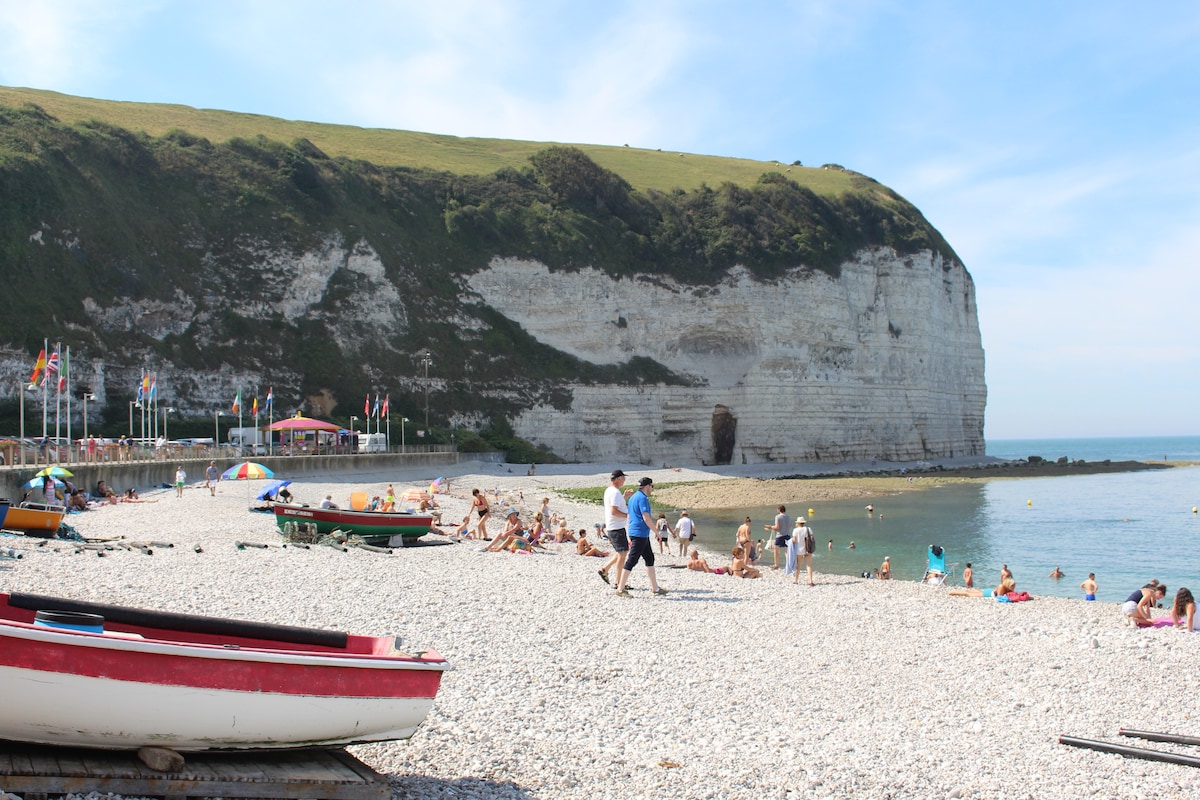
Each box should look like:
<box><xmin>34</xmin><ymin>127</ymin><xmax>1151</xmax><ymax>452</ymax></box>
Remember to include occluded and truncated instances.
<box><xmin>599</xmin><ymin>469</ymin><xmax>631</xmax><ymax>586</ymax></box>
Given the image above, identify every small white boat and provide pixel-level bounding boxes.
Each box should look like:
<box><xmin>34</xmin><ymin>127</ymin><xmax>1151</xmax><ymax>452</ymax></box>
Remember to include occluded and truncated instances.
<box><xmin>0</xmin><ymin>592</ymin><xmax>449</xmax><ymax>751</ymax></box>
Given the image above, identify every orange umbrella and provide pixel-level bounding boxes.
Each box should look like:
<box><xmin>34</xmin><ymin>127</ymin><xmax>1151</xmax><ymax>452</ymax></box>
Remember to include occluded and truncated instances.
<box><xmin>399</xmin><ymin>488</ymin><xmax>431</xmax><ymax>504</ymax></box>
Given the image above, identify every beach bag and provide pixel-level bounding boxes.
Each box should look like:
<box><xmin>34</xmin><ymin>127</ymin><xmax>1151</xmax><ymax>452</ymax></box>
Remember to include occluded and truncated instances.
<box><xmin>804</xmin><ymin>527</ymin><xmax>815</xmax><ymax>554</ymax></box>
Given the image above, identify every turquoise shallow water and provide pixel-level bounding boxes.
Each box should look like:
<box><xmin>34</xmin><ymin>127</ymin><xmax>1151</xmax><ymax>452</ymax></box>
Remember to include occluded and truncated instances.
<box><xmin>687</xmin><ymin>436</ymin><xmax>1200</xmax><ymax>603</ymax></box>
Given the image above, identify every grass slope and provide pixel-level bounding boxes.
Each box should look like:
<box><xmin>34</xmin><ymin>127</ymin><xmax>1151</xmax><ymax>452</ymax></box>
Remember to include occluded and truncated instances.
<box><xmin>0</xmin><ymin>85</ymin><xmax>854</xmax><ymax>196</ymax></box>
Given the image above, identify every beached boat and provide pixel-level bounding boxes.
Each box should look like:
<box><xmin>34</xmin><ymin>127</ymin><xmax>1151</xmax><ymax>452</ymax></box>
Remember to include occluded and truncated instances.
<box><xmin>0</xmin><ymin>591</ymin><xmax>449</xmax><ymax>751</ymax></box>
<box><xmin>2</xmin><ymin>502</ymin><xmax>64</xmax><ymax>535</ymax></box>
<box><xmin>273</xmin><ymin>503</ymin><xmax>435</xmax><ymax>546</ymax></box>
<box><xmin>0</xmin><ymin>498</ymin><xmax>9</xmax><ymax>528</ymax></box>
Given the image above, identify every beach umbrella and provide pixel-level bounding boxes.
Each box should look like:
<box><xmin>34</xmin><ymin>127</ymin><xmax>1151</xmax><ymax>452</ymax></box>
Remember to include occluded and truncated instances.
<box><xmin>400</xmin><ymin>488</ymin><xmax>431</xmax><ymax>506</ymax></box>
<box><xmin>36</xmin><ymin>466</ymin><xmax>74</xmax><ymax>478</ymax></box>
<box><xmin>429</xmin><ymin>477</ymin><xmax>445</xmax><ymax>495</ymax></box>
<box><xmin>222</xmin><ymin>462</ymin><xmax>275</xmax><ymax>480</ymax></box>
<box><xmin>255</xmin><ymin>479</ymin><xmax>292</xmax><ymax>501</ymax></box>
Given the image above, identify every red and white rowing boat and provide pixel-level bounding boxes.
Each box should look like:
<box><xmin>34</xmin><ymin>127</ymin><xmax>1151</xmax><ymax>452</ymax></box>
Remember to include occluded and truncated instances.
<box><xmin>0</xmin><ymin>592</ymin><xmax>449</xmax><ymax>751</ymax></box>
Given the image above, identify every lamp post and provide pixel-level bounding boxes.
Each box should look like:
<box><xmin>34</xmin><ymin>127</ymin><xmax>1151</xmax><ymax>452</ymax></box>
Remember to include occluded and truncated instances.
<box><xmin>19</xmin><ymin>381</ymin><xmax>33</xmax><ymax>466</ymax></box>
<box><xmin>418</xmin><ymin>350</ymin><xmax>432</xmax><ymax>430</ymax></box>
<box><xmin>81</xmin><ymin>393</ymin><xmax>95</xmax><ymax>461</ymax></box>
<box><xmin>349</xmin><ymin>416</ymin><xmax>358</xmax><ymax>455</ymax></box>
<box><xmin>214</xmin><ymin>410</ymin><xmax>224</xmax><ymax>452</ymax></box>
<box><xmin>163</xmin><ymin>407</ymin><xmax>175</xmax><ymax>444</ymax></box>
<box><xmin>401</xmin><ymin>417</ymin><xmax>409</xmax><ymax>450</ymax></box>
<box><xmin>129</xmin><ymin>401</ymin><xmax>138</xmax><ymax>437</ymax></box>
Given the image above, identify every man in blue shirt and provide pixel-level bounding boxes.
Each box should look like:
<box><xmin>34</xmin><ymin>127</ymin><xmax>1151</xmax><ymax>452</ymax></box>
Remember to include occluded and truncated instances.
<box><xmin>616</xmin><ymin>477</ymin><xmax>668</xmax><ymax>596</ymax></box>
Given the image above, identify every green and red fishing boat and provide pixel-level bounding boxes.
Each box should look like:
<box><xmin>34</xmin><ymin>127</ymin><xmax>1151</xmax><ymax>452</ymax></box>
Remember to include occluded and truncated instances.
<box><xmin>273</xmin><ymin>503</ymin><xmax>435</xmax><ymax>547</ymax></box>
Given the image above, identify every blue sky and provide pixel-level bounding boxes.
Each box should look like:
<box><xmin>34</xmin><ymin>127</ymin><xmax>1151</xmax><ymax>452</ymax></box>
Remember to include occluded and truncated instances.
<box><xmin>1</xmin><ymin>0</ymin><xmax>1197</xmax><ymax>441</ymax></box>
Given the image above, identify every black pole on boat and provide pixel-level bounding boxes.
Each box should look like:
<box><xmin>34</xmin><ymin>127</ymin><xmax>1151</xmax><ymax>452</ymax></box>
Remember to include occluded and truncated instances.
<box><xmin>1120</xmin><ymin>729</ymin><xmax>1200</xmax><ymax>747</ymax></box>
<box><xmin>1059</xmin><ymin>735</ymin><xmax>1200</xmax><ymax>768</ymax></box>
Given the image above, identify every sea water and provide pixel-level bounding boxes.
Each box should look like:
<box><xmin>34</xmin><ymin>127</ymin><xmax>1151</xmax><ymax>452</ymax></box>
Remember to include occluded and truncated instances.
<box><xmin>687</xmin><ymin>436</ymin><xmax>1200</xmax><ymax>603</ymax></box>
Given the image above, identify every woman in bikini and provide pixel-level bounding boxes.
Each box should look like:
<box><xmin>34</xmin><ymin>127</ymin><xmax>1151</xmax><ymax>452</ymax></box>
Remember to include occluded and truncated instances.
<box><xmin>729</xmin><ymin>545</ymin><xmax>761</xmax><ymax>579</ymax></box>
<box><xmin>471</xmin><ymin>488</ymin><xmax>491</xmax><ymax>540</ymax></box>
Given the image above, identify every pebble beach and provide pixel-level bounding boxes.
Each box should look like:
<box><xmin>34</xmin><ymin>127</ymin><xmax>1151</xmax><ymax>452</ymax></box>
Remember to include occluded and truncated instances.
<box><xmin>3</xmin><ymin>459</ymin><xmax>1199</xmax><ymax>800</ymax></box>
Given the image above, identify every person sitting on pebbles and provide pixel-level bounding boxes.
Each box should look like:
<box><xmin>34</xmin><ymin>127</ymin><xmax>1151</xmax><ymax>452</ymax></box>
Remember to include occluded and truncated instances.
<box><xmin>729</xmin><ymin>545</ymin><xmax>761</xmax><ymax>579</ymax></box>
<box><xmin>485</xmin><ymin>509</ymin><xmax>532</xmax><ymax>552</ymax></box>
<box><xmin>553</xmin><ymin>521</ymin><xmax>577</xmax><ymax>543</ymax></box>
<box><xmin>687</xmin><ymin>548</ymin><xmax>714</xmax><ymax>573</ymax></box>
<box><xmin>575</xmin><ymin>530</ymin><xmax>608</xmax><ymax>557</ymax></box>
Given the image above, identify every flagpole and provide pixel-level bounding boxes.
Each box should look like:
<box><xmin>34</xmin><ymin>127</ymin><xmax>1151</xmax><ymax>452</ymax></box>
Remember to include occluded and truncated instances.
<box><xmin>238</xmin><ymin>386</ymin><xmax>243</xmax><ymax>448</ymax></box>
<box><xmin>64</xmin><ymin>346</ymin><xmax>71</xmax><ymax>461</ymax></box>
<box><xmin>41</xmin><ymin>338</ymin><xmax>48</xmax><ymax>443</ymax></box>
<box><xmin>268</xmin><ymin>387</ymin><xmax>274</xmax><ymax>455</ymax></box>
<box><xmin>53</xmin><ymin>343</ymin><xmax>62</xmax><ymax>454</ymax></box>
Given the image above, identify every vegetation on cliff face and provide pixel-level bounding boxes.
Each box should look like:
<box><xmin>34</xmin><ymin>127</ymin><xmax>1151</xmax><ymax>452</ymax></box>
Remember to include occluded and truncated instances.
<box><xmin>0</xmin><ymin>91</ymin><xmax>959</xmax><ymax>437</ymax></box>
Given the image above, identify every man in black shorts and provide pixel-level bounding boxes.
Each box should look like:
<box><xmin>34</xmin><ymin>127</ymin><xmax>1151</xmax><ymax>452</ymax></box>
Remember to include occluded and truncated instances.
<box><xmin>599</xmin><ymin>469</ymin><xmax>631</xmax><ymax>585</ymax></box>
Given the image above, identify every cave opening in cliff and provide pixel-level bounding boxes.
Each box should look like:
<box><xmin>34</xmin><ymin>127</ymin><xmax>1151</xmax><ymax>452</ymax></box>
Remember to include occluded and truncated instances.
<box><xmin>711</xmin><ymin>405</ymin><xmax>736</xmax><ymax>465</ymax></box>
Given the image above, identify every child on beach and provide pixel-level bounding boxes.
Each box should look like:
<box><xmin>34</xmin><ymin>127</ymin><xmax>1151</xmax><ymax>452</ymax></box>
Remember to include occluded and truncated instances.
<box><xmin>1172</xmin><ymin>587</ymin><xmax>1195</xmax><ymax>632</ymax></box>
<box><xmin>575</xmin><ymin>531</ymin><xmax>607</xmax><ymax>558</ymax></box>
<box><xmin>1080</xmin><ymin>573</ymin><xmax>1097</xmax><ymax>601</ymax></box>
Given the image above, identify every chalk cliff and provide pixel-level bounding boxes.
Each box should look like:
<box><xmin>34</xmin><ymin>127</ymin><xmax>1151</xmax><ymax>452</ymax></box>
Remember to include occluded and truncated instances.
<box><xmin>466</xmin><ymin>249</ymin><xmax>985</xmax><ymax>464</ymax></box>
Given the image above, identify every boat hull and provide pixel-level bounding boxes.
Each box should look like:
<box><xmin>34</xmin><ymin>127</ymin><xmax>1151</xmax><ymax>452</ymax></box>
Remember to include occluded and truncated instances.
<box><xmin>0</xmin><ymin>593</ymin><xmax>448</xmax><ymax>751</ymax></box>
<box><xmin>273</xmin><ymin>503</ymin><xmax>435</xmax><ymax>545</ymax></box>
<box><xmin>3</xmin><ymin>503</ymin><xmax>64</xmax><ymax>535</ymax></box>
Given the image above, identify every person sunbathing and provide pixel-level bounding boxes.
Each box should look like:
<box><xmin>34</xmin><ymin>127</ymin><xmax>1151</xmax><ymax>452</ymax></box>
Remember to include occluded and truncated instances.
<box><xmin>729</xmin><ymin>546</ymin><xmax>761</xmax><ymax>579</ymax></box>
<box><xmin>575</xmin><ymin>532</ymin><xmax>608</xmax><ymax>557</ymax></box>
<box><xmin>687</xmin><ymin>548</ymin><xmax>714</xmax><ymax>573</ymax></box>
<box><xmin>553</xmin><ymin>523</ymin><xmax>577</xmax><ymax>543</ymax></box>
<box><xmin>994</xmin><ymin>577</ymin><xmax>1017</xmax><ymax>597</ymax></box>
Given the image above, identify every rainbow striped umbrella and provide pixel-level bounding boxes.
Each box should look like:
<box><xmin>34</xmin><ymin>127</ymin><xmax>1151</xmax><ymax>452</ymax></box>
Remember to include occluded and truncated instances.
<box><xmin>221</xmin><ymin>462</ymin><xmax>274</xmax><ymax>480</ymax></box>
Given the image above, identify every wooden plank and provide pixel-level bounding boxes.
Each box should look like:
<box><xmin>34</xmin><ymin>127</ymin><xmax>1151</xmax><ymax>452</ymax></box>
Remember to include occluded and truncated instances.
<box><xmin>0</xmin><ymin>743</ymin><xmax>391</xmax><ymax>800</ymax></box>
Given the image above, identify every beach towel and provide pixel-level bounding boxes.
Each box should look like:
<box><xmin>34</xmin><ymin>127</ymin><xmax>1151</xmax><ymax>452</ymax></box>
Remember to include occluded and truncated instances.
<box><xmin>784</xmin><ymin>534</ymin><xmax>799</xmax><ymax>576</ymax></box>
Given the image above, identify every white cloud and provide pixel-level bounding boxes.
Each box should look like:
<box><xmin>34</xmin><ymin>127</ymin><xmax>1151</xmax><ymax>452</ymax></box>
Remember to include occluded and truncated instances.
<box><xmin>0</xmin><ymin>1</ymin><xmax>158</xmax><ymax>91</ymax></box>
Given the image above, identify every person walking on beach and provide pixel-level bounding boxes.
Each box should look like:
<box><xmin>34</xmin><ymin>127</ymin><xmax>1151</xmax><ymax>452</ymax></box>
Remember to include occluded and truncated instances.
<box><xmin>470</xmin><ymin>488</ymin><xmax>490</xmax><ymax>540</ymax></box>
<box><xmin>655</xmin><ymin>513</ymin><xmax>671</xmax><ymax>555</ymax></box>
<box><xmin>1080</xmin><ymin>573</ymin><xmax>1098</xmax><ymax>601</ymax></box>
<box><xmin>174</xmin><ymin>466</ymin><xmax>187</xmax><ymax>498</ymax></box>
<box><xmin>674</xmin><ymin>511</ymin><xmax>695</xmax><ymax>556</ymax></box>
<box><xmin>786</xmin><ymin>516</ymin><xmax>815</xmax><ymax>586</ymax></box>
<box><xmin>764</xmin><ymin>505</ymin><xmax>792</xmax><ymax>570</ymax></box>
<box><xmin>599</xmin><ymin>470</ymin><xmax>631</xmax><ymax>586</ymax></box>
<box><xmin>205</xmin><ymin>461</ymin><xmax>219</xmax><ymax>496</ymax></box>
<box><xmin>615</xmin><ymin>477</ymin><xmax>667</xmax><ymax>596</ymax></box>
<box><xmin>879</xmin><ymin>556</ymin><xmax>891</xmax><ymax>580</ymax></box>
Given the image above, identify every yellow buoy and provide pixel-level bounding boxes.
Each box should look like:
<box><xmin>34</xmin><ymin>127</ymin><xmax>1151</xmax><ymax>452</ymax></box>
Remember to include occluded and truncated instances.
<box><xmin>808</xmin><ymin>508</ymin><xmax>814</xmax><ymax>517</ymax></box>
<box><xmin>1193</xmin><ymin>506</ymin><xmax>1198</xmax><ymax>514</ymax></box>
<box><xmin>1027</xmin><ymin>500</ymin><xmax>1033</xmax><ymax>507</ymax></box>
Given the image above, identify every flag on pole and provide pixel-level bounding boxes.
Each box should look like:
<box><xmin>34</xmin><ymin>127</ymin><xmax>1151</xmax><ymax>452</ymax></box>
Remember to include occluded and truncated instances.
<box><xmin>265</xmin><ymin>387</ymin><xmax>273</xmax><ymax>410</ymax></box>
<box><xmin>373</xmin><ymin>393</ymin><xmax>381</xmax><ymax>418</ymax></box>
<box><xmin>141</xmin><ymin>373</ymin><xmax>151</xmax><ymax>402</ymax></box>
<box><xmin>381</xmin><ymin>394</ymin><xmax>389</xmax><ymax>416</ymax></box>
<box><xmin>58</xmin><ymin>347</ymin><xmax>69</xmax><ymax>393</ymax></box>
<box><xmin>364</xmin><ymin>394</ymin><xmax>370</xmax><ymax>418</ymax></box>
<box><xmin>136</xmin><ymin>372</ymin><xmax>144</xmax><ymax>406</ymax></box>
<box><xmin>29</xmin><ymin>348</ymin><xmax>47</xmax><ymax>385</ymax></box>
<box><xmin>232</xmin><ymin>390</ymin><xmax>241</xmax><ymax>414</ymax></box>
<box><xmin>149</xmin><ymin>374</ymin><xmax>157</xmax><ymax>402</ymax></box>
<box><xmin>43</xmin><ymin>345</ymin><xmax>61</xmax><ymax>387</ymax></box>
<box><xmin>252</xmin><ymin>396</ymin><xmax>259</xmax><ymax>416</ymax></box>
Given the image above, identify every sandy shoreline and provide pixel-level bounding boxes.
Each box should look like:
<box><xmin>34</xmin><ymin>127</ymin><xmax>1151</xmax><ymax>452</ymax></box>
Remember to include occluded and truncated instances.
<box><xmin>3</xmin><ymin>459</ymin><xmax>1198</xmax><ymax>799</ymax></box>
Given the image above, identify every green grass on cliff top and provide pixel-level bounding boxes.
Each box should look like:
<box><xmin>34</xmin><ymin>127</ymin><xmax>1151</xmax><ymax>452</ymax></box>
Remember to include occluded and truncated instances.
<box><xmin>0</xmin><ymin>85</ymin><xmax>856</xmax><ymax>196</ymax></box>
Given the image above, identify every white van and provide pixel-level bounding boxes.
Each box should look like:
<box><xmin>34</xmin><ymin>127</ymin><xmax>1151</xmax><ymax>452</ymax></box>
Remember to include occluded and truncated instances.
<box><xmin>357</xmin><ymin>433</ymin><xmax>388</xmax><ymax>453</ymax></box>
